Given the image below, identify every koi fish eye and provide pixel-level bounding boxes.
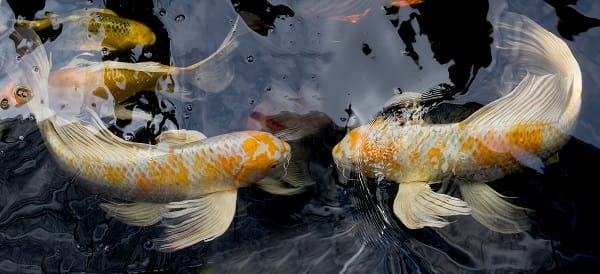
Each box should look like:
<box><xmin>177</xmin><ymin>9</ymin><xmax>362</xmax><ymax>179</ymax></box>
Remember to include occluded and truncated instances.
<box><xmin>14</xmin><ymin>86</ymin><xmax>32</xmax><ymax>105</ymax></box>
<box><xmin>0</xmin><ymin>98</ymin><xmax>9</xmax><ymax>110</ymax></box>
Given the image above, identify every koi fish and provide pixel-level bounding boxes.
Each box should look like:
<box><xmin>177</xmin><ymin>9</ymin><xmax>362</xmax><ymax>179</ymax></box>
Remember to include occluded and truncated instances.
<box><xmin>15</xmin><ymin>8</ymin><xmax>156</xmax><ymax>51</ymax></box>
<box><xmin>7</xmin><ymin>26</ymin><xmax>309</xmax><ymax>251</ymax></box>
<box><xmin>294</xmin><ymin>0</ymin><xmax>422</xmax><ymax>24</ymax></box>
<box><xmin>332</xmin><ymin>12</ymin><xmax>582</xmax><ymax>233</ymax></box>
<box><xmin>0</xmin><ymin>18</ymin><xmax>242</xmax><ymax>120</ymax></box>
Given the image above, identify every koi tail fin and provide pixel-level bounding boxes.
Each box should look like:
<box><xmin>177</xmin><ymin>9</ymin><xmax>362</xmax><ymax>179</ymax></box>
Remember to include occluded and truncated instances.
<box><xmin>463</xmin><ymin>12</ymin><xmax>581</xmax><ymax>134</ymax></box>
<box><xmin>458</xmin><ymin>183</ymin><xmax>531</xmax><ymax>233</ymax></box>
<box><xmin>7</xmin><ymin>27</ymin><xmax>54</xmax><ymax>122</ymax></box>
<box><xmin>184</xmin><ymin>16</ymin><xmax>248</xmax><ymax>93</ymax></box>
<box><xmin>393</xmin><ymin>182</ymin><xmax>471</xmax><ymax>229</ymax></box>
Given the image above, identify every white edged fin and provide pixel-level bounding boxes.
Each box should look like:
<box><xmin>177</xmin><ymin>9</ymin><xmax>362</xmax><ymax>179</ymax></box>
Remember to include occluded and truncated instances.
<box><xmin>459</xmin><ymin>183</ymin><xmax>531</xmax><ymax>233</ymax></box>
<box><xmin>256</xmin><ymin>177</ymin><xmax>306</xmax><ymax>195</ymax></box>
<box><xmin>463</xmin><ymin>12</ymin><xmax>581</xmax><ymax>132</ymax></box>
<box><xmin>383</xmin><ymin>92</ymin><xmax>424</xmax><ymax>109</ymax></box>
<box><xmin>462</xmin><ymin>73</ymin><xmax>564</xmax><ymax>127</ymax></box>
<box><xmin>47</xmin><ymin>108</ymin><xmax>152</xmax><ymax>161</ymax></box>
<box><xmin>156</xmin><ymin>190</ymin><xmax>237</xmax><ymax>251</ymax></box>
<box><xmin>280</xmin><ymin>160</ymin><xmax>313</xmax><ymax>188</ymax></box>
<box><xmin>100</xmin><ymin>202</ymin><xmax>166</xmax><ymax>226</ymax></box>
<box><xmin>185</xmin><ymin>17</ymin><xmax>247</xmax><ymax>93</ymax></box>
<box><xmin>155</xmin><ymin>129</ymin><xmax>207</xmax><ymax>145</ymax></box>
<box><xmin>393</xmin><ymin>182</ymin><xmax>471</xmax><ymax>229</ymax></box>
<box><xmin>271</xmin><ymin>111</ymin><xmax>330</xmax><ymax>141</ymax></box>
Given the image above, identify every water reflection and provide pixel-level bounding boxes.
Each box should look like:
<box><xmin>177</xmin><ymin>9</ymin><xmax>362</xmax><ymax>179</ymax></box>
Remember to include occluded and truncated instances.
<box><xmin>1</xmin><ymin>0</ymin><xmax>600</xmax><ymax>272</ymax></box>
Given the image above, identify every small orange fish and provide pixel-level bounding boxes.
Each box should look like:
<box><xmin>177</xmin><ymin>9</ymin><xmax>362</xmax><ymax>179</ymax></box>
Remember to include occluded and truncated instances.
<box><xmin>328</xmin><ymin>0</ymin><xmax>424</xmax><ymax>23</ymax></box>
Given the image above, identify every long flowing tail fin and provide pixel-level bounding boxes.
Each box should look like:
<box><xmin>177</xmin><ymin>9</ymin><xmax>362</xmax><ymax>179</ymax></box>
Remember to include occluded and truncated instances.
<box><xmin>462</xmin><ymin>12</ymin><xmax>582</xmax><ymax>133</ymax></box>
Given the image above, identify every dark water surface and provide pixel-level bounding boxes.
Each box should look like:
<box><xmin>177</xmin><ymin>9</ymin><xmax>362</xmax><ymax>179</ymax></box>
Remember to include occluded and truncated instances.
<box><xmin>1</xmin><ymin>0</ymin><xmax>599</xmax><ymax>273</ymax></box>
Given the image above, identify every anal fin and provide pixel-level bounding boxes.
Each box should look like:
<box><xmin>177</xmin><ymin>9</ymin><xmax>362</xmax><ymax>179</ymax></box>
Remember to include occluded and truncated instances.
<box><xmin>459</xmin><ymin>183</ymin><xmax>531</xmax><ymax>233</ymax></box>
<box><xmin>156</xmin><ymin>190</ymin><xmax>237</xmax><ymax>251</ymax></box>
<box><xmin>393</xmin><ymin>182</ymin><xmax>471</xmax><ymax>229</ymax></box>
<box><xmin>100</xmin><ymin>202</ymin><xmax>166</xmax><ymax>226</ymax></box>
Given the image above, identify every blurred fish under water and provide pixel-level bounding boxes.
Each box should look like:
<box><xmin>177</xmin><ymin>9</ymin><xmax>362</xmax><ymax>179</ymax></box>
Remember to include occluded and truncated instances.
<box><xmin>1</xmin><ymin>0</ymin><xmax>600</xmax><ymax>273</ymax></box>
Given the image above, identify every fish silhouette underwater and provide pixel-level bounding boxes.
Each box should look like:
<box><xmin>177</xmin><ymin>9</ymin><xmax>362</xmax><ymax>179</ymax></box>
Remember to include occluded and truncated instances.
<box><xmin>332</xmin><ymin>12</ymin><xmax>582</xmax><ymax>233</ymax></box>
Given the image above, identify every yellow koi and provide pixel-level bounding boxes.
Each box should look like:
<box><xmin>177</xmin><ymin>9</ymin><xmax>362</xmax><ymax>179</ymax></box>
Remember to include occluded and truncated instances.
<box><xmin>16</xmin><ymin>8</ymin><xmax>156</xmax><ymax>51</ymax></box>
<box><xmin>7</xmin><ymin>25</ymin><xmax>309</xmax><ymax>251</ymax></box>
<box><xmin>332</xmin><ymin>12</ymin><xmax>582</xmax><ymax>233</ymax></box>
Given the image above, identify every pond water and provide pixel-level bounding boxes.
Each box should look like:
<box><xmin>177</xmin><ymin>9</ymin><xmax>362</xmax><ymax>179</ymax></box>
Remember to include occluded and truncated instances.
<box><xmin>0</xmin><ymin>0</ymin><xmax>599</xmax><ymax>273</ymax></box>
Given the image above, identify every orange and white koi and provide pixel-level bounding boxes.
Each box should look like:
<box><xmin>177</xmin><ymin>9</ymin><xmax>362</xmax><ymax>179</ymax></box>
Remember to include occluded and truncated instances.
<box><xmin>332</xmin><ymin>12</ymin><xmax>582</xmax><ymax>233</ymax></box>
<box><xmin>7</xmin><ymin>26</ymin><xmax>308</xmax><ymax>251</ymax></box>
<box><xmin>15</xmin><ymin>8</ymin><xmax>156</xmax><ymax>51</ymax></box>
<box><xmin>0</xmin><ymin>18</ymin><xmax>241</xmax><ymax>119</ymax></box>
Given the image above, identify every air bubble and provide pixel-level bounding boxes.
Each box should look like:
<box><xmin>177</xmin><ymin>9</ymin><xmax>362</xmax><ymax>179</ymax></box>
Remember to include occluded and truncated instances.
<box><xmin>32</xmin><ymin>65</ymin><xmax>39</xmax><ymax>72</ymax></box>
<box><xmin>101</xmin><ymin>48</ymin><xmax>109</xmax><ymax>56</ymax></box>
<box><xmin>143</xmin><ymin>51</ymin><xmax>153</xmax><ymax>58</ymax></box>
<box><xmin>18</xmin><ymin>135</ymin><xmax>24</xmax><ymax>141</ymax></box>
<box><xmin>15</xmin><ymin>55</ymin><xmax>22</xmax><ymax>62</ymax></box>
<box><xmin>123</xmin><ymin>133</ymin><xmax>134</xmax><ymax>141</ymax></box>
<box><xmin>183</xmin><ymin>113</ymin><xmax>190</xmax><ymax>119</ymax></box>
<box><xmin>246</xmin><ymin>55</ymin><xmax>254</xmax><ymax>63</ymax></box>
<box><xmin>175</xmin><ymin>14</ymin><xmax>186</xmax><ymax>22</ymax></box>
<box><xmin>248</xmin><ymin>97</ymin><xmax>255</xmax><ymax>105</ymax></box>
<box><xmin>186</xmin><ymin>104</ymin><xmax>193</xmax><ymax>111</ymax></box>
<box><xmin>158</xmin><ymin>9</ymin><xmax>166</xmax><ymax>16</ymax></box>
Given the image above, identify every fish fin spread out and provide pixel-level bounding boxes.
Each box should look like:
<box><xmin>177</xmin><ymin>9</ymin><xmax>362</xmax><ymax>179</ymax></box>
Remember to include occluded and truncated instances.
<box><xmin>462</xmin><ymin>12</ymin><xmax>581</xmax><ymax>133</ymax></box>
<box><xmin>393</xmin><ymin>182</ymin><xmax>471</xmax><ymax>229</ymax></box>
<box><xmin>271</xmin><ymin>111</ymin><xmax>331</xmax><ymax>141</ymax></box>
<box><xmin>50</xmin><ymin>108</ymin><xmax>151</xmax><ymax>161</ymax></box>
<box><xmin>459</xmin><ymin>183</ymin><xmax>531</xmax><ymax>233</ymax></box>
<box><xmin>155</xmin><ymin>129</ymin><xmax>207</xmax><ymax>145</ymax></box>
<box><xmin>280</xmin><ymin>159</ymin><xmax>313</xmax><ymax>188</ymax></box>
<box><xmin>256</xmin><ymin>177</ymin><xmax>306</xmax><ymax>195</ymax></box>
<box><xmin>185</xmin><ymin>16</ymin><xmax>247</xmax><ymax>93</ymax></box>
<box><xmin>155</xmin><ymin>190</ymin><xmax>237</xmax><ymax>251</ymax></box>
<box><xmin>383</xmin><ymin>86</ymin><xmax>453</xmax><ymax>111</ymax></box>
<box><xmin>99</xmin><ymin>202</ymin><xmax>167</xmax><ymax>226</ymax></box>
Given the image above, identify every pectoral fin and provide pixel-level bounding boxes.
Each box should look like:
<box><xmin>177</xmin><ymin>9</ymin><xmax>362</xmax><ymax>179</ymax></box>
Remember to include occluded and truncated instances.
<box><xmin>458</xmin><ymin>183</ymin><xmax>531</xmax><ymax>233</ymax></box>
<box><xmin>393</xmin><ymin>182</ymin><xmax>471</xmax><ymax>229</ymax></box>
<box><xmin>256</xmin><ymin>177</ymin><xmax>306</xmax><ymax>195</ymax></box>
<box><xmin>156</xmin><ymin>190</ymin><xmax>237</xmax><ymax>251</ymax></box>
<box><xmin>100</xmin><ymin>201</ymin><xmax>166</xmax><ymax>226</ymax></box>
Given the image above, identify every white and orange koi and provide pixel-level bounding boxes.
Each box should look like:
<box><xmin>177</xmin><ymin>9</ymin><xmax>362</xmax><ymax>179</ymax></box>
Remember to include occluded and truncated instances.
<box><xmin>332</xmin><ymin>12</ymin><xmax>582</xmax><ymax>233</ymax></box>
<box><xmin>6</xmin><ymin>26</ymin><xmax>308</xmax><ymax>251</ymax></box>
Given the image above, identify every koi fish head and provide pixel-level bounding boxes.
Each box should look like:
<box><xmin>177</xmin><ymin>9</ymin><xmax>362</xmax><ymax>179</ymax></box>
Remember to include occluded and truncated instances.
<box><xmin>0</xmin><ymin>81</ymin><xmax>34</xmax><ymax>110</ymax></box>
<box><xmin>332</xmin><ymin>126</ymin><xmax>368</xmax><ymax>176</ymax></box>
<box><xmin>236</xmin><ymin>131</ymin><xmax>292</xmax><ymax>185</ymax></box>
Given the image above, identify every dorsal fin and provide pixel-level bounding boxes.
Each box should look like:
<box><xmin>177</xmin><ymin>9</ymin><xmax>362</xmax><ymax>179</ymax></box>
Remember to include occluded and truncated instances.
<box><xmin>155</xmin><ymin>129</ymin><xmax>206</xmax><ymax>145</ymax></box>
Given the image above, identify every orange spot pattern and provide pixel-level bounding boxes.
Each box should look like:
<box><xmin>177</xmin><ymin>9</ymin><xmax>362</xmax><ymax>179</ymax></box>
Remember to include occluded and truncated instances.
<box><xmin>505</xmin><ymin>123</ymin><xmax>545</xmax><ymax>154</ymax></box>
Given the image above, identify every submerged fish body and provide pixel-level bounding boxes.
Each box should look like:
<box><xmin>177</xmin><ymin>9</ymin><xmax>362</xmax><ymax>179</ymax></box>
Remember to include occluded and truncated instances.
<box><xmin>17</xmin><ymin>8</ymin><xmax>156</xmax><ymax>51</ymax></box>
<box><xmin>333</xmin><ymin>12</ymin><xmax>582</xmax><ymax>233</ymax></box>
<box><xmin>0</xmin><ymin>19</ymin><xmax>242</xmax><ymax>119</ymax></box>
<box><xmin>7</xmin><ymin>23</ymin><xmax>307</xmax><ymax>251</ymax></box>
